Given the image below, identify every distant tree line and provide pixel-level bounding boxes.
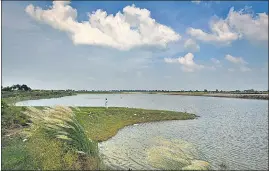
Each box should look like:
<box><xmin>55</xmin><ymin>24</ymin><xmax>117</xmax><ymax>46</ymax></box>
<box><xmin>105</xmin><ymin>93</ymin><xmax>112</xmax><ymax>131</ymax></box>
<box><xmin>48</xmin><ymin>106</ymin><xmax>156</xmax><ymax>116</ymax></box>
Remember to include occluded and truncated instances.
<box><xmin>1</xmin><ymin>84</ymin><xmax>31</xmax><ymax>91</ymax></box>
<box><xmin>2</xmin><ymin>84</ymin><xmax>267</xmax><ymax>94</ymax></box>
<box><xmin>77</xmin><ymin>89</ymin><xmax>267</xmax><ymax>94</ymax></box>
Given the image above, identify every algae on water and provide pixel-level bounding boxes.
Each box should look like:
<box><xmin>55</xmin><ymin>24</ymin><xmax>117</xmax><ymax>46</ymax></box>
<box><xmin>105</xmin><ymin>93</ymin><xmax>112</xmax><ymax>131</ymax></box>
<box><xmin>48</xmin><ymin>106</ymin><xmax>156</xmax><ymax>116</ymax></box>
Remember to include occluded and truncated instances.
<box><xmin>147</xmin><ymin>137</ymin><xmax>211</xmax><ymax>170</ymax></box>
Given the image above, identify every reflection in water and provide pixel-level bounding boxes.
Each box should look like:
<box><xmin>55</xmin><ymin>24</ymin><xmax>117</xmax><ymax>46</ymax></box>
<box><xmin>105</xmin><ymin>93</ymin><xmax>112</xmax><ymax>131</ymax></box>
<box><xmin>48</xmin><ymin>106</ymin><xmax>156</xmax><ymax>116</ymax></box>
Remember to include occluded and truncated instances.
<box><xmin>147</xmin><ymin>137</ymin><xmax>210</xmax><ymax>170</ymax></box>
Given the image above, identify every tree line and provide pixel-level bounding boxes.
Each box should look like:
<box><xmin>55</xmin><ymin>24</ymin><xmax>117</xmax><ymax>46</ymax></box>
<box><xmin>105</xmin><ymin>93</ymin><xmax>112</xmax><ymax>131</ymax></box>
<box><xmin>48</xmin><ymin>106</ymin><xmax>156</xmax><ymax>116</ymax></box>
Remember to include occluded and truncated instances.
<box><xmin>1</xmin><ymin>84</ymin><xmax>31</xmax><ymax>91</ymax></box>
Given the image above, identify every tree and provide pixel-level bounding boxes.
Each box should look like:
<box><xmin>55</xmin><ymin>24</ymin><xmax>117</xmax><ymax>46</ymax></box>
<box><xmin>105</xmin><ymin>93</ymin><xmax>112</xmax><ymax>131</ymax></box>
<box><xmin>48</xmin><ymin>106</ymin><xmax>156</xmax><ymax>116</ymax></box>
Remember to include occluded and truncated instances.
<box><xmin>204</xmin><ymin>89</ymin><xmax>208</xmax><ymax>92</ymax></box>
<box><xmin>2</xmin><ymin>86</ymin><xmax>12</xmax><ymax>91</ymax></box>
<box><xmin>21</xmin><ymin>84</ymin><xmax>31</xmax><ymax>91</ymax></box>
<box><xmin>2</xmin><ymin>84</ymin><xmax>31</xmax><ymax>91</ymax></box>
<box><xmin>216</xmin><ymin>89</ymin><xmax>219</xmax><ymax>93</ymax></box>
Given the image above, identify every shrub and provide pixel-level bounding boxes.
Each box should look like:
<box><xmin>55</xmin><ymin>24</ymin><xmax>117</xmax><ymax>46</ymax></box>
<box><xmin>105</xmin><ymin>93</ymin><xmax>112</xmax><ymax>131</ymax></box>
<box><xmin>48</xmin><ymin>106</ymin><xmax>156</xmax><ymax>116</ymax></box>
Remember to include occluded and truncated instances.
<box><xmin>23</xmin><ymin>106</ymin><xmax>99</xmax><ymax>158</ymax></box>
<box><xmin>1</xmin><ymin>101</ymin><xmax>28</xmax><ymax>130</ymax></box>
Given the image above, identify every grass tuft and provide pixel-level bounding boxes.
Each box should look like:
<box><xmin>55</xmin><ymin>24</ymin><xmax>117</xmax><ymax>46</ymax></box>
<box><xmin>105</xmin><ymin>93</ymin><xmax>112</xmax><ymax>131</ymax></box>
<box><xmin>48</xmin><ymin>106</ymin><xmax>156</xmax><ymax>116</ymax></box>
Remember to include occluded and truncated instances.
<box><xmin>23</xmin><ymin>106</ymin><xmax>99</xmax><ymax>157</ymax></box>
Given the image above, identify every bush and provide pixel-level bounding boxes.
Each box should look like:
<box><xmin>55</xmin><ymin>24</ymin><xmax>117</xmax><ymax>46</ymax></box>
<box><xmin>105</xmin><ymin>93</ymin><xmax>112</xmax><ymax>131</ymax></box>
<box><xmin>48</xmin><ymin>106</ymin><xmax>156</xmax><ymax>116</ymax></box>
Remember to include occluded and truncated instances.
<box><xmin>23</xmin><ymin>106</ymin><xmax>100</xmax><ymax>169</ymax></box>
<box><xmin>1</xmin><ymin>101</ymin><xmax>29</xmax><ymax>130</ymax></box>
<box><xmin>1</xmin><ymin>136</ymin><xmax>36</xmax><ymax>170</ymax></box>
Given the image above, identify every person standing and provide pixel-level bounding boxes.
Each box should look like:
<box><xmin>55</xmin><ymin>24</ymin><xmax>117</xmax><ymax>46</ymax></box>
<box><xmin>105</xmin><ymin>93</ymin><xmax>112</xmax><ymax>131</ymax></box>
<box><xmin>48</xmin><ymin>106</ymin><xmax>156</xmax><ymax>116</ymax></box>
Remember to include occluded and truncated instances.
<box><xmin>105</xmin><ymin>98</ymin><xmax>108</xmax><ymax>109</ymax></box>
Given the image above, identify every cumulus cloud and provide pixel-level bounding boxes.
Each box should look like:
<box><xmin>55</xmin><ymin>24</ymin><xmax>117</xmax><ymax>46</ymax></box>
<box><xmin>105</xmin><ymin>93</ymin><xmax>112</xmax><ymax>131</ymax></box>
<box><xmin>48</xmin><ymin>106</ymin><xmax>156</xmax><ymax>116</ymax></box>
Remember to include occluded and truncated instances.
<box><xmin>227</xmin><ymin>7</ymin><xmax>268</xmax><ymax>42</ymax></box>
<box><xmin>184</xmin><ymin>39</ymin><xmax>200</xmax><ymax>52</ymax></box>
<box><xmin>164</xmin><ymin>53</ymin><xmax>204</xmax><ymax>72</ymax></box>
<box><xmin>225</xmin><ymin>54</ymin><xmax>251</xmax><ymax>72</ymax></box>
<box><xmin>209</xmin><ymin>58</ymin><xmax>222</xmax><ymax>69</ymax></box>
<box><xmin>225</xmin><ymin>54</ymin><xmax>247</xmax><ymax>64</ymax></box>
<box><xmin>25</xmin><ymin>1</ymin><xmax>181</xmax><ymax>50</ymax></box>
<box><xmin>187</xmin><ymin>7</ymin><xmax>268</xmax><ymax>44</ymax></box>
<box><xmin>186</xmin><ymin>18</ymin><xmax>240</xmax><ymax>44</ymax></box>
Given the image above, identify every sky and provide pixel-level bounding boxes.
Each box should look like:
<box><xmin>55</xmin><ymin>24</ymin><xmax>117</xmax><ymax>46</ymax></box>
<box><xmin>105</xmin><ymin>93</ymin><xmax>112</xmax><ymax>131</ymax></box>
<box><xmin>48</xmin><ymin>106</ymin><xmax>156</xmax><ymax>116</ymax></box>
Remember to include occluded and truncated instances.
<box><xmin>2</xmin><ymin>1</ymin><xmax>268</xmax><ymax>91</ymax></box>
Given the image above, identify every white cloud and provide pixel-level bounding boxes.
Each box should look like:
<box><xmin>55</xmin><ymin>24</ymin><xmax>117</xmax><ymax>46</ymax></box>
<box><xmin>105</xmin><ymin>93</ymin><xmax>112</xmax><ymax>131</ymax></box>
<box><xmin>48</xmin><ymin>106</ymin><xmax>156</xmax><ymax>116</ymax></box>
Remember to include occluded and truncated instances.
<box><xmin>191</xmin><ymin>1</ymin><xmax>201</xmax><ymax>4</ymax></box>
<box><xmin>225</xmin><ymin>54</ymin><xmax>247</xmax><ymax>64</ymax></box>
<box><xmin>186</xmin><ymin>18</ymin><xmax>240</xmax><ymax>44</ymax></box>
<box><xmin>187</xmin><ymin>7</ymin><xmax>268</xmax><ymax>44</ymax></box>
<box><xmin>164</xmin><ymin>53</ymin><xmax>204</xmax><ymax>72</ymax></box>
<box><xmin>225</xmin><ymin>54</ymin><xmax>252</xmax><ymax>72</ymax></box>
<box><xmin>209</xmin><ymin>58</ymin><xmax>222</xmax><ymax>70</ymax></box>
<box><xmin>211</xmin><ymin>58</ymin><xmax>220</xmax><ymax>64</ymax></box>
<box><xmin>25</xmin><ymin>1</ymin><xmax>181</xmax><ymax>50</ymax></box>
<box><xmin>227</xmin><ymin>7</ymin><xmax>268</xmax><ymax>42</ymax></box>
<box><xmin>184</xmin><ymin>39</ymin><xmax>200</xmax><ymax>52</ymax></box>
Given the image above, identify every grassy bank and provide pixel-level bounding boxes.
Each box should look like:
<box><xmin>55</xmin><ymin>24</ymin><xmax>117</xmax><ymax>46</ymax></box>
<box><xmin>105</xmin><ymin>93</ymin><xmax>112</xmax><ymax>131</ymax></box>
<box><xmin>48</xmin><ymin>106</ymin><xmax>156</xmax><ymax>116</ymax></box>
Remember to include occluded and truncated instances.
<box><xmin>75</xmin><ymin>107</ymin><xmax>197</xmax><ymax>142</ymax></box>
<box><xmin>1</xmin><ymin>104</ymin><xmax>197</xmax><ymax>170</ymax></box>
<box><xmin>1</xmin><ymin>90</ymin><xmax>76</xmax><ymax>104</ymax></box>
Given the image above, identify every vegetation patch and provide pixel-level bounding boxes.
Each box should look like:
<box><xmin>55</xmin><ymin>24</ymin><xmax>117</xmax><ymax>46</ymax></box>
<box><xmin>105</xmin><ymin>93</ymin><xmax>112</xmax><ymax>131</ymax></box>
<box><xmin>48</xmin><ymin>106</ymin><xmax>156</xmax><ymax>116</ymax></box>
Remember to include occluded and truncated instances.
<box><xmin>1</xmin><ymin>84</ymin><xmax>75</xmax><ymax>104</ymax></box>
<box><xmin>75</xmin><ymin>107</ymin><xmax>197</xmax><ymax>142</ymax></box>
<box><xmin>1</xmin><ymin>103</ymin><xmax>196</xmax><ymax>170</ymax></box>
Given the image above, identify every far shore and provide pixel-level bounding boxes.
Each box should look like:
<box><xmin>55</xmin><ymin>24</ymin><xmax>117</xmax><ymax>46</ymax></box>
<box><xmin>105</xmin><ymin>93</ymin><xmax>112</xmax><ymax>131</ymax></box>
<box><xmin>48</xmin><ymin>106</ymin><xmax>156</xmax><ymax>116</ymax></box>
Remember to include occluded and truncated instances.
<box><xmin>77</xmin><ymin>91</ymin><xmax>269</xmax><ymax>100</ymax></box>
<box><xmin>157</xmin><ymin>92</ymin><xmax>268</xmax><ymax>100</ymax></box>
<box><xmin>2</xmin><ymin>90</ymin><xmax>268</xmax><ymax>105</ymax></box>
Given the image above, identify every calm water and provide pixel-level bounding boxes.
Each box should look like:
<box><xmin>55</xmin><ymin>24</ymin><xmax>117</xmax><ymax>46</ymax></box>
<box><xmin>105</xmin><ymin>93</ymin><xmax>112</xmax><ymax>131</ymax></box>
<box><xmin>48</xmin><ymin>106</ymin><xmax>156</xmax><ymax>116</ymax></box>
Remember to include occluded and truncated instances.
<box><xmin>16</xmin><ymin>94</ymin><xmax>268</xmax><ymax>170</ymax></box>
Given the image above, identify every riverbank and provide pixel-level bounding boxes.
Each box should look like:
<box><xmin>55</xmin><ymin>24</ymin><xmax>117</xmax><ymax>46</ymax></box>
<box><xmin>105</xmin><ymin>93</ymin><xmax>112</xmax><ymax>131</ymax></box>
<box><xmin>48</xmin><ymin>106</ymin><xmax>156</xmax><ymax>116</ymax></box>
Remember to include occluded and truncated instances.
<box><xmin>1</xmin><ymin>105</ymin><xmax>197</xmax><ymax>170</ymax></box>
<box><xmin>153</xmin><ymin>92</ymin><xmax>269</xmax><ymax>100</ymax></box>
<box><xmin>1</xmin><ymin>90</ymin><xmax>76</xmax><ymax>104</ymax></box>
<box><xmin>76</xmin><ymin>91</ymin><xmax>268</xmax><ymax>100</ymax></box>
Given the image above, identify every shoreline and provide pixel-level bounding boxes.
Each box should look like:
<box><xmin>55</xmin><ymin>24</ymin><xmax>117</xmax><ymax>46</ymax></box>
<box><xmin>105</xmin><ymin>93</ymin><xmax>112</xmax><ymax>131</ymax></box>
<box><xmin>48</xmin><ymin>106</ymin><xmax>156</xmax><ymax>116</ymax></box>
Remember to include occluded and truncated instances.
<box><xmin>2</xmin><ymin>91</ymin><xmax>268</xmax><ymax>105</ymax></box>
<box><xmin>77</xmin><ymin>91</ymin><xmax>269</xmax><ymax>100</ymax></box>
<box><xmin>160</xmin><ymin>93</ymin><xmax>269</xmax><ymax>100</ymax></box>
<box><xmin>1</xmin><ymin>90</ymin><xmax>76</xmax><ymax>104</ymax></box>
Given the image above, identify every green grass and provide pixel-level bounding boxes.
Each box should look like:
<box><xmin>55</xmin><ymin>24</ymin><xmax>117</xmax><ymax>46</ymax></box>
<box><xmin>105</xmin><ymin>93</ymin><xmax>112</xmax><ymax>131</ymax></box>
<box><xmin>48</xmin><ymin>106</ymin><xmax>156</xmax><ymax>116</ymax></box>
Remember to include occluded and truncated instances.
<box><xmin>1</xmin><ymin>101</ymin><xmax>29</xmax><ymax>133</ymax></box>
<box><xmin>23</xmin><ymin>106</ymin><xmax>99</xmax><ymax>156</ymax></box>
<box><xmin>75</xmin><ymin>107</ymin><xmax>197</xmax><ymax>142</ymax></box>
<box><xmin>2</xmin><ymin>130</ymin><xmax>99</xmax><ymax>170</ymax></box>
<box><xmin>1</xmin><ymin>105</ymin><xmax>196</xmax><ymax>170</ymax></box>
<box><xmin>1</xmin><ymin>136</ymin><xmax>36</xmax><ymax>170</ymax></box>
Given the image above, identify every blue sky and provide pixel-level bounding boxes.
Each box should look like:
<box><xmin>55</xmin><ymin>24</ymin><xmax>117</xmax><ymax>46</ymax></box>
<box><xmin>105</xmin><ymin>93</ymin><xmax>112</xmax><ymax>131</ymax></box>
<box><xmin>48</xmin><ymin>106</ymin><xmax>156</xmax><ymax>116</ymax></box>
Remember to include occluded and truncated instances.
<box><xmin>2</xmin><ymin>1</ymin><xmax>268</xmax><ymax>90</ymax></box>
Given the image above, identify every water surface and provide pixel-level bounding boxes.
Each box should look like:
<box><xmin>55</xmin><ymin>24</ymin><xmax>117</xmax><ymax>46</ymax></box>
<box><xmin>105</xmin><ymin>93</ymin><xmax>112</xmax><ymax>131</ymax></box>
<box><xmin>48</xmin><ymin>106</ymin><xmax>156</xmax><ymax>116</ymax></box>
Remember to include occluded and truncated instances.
<box><xmin>16</xmin><ymin>94</ymin><xmax>268</xmax><ymax>170</ymax></box>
